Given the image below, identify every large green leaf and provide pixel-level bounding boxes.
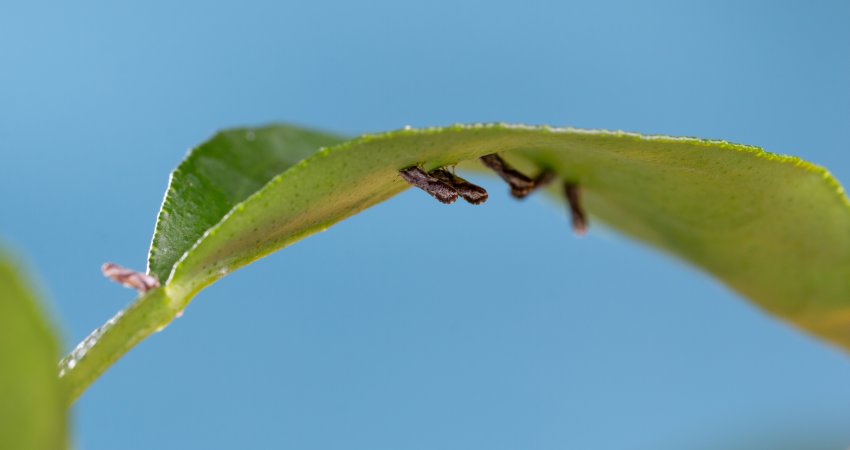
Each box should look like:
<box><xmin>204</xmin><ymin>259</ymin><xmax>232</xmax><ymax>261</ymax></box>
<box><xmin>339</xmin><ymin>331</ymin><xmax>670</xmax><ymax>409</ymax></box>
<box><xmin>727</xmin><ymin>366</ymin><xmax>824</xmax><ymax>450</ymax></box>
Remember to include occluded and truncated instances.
<box><xmin>62</xmin><ymin>123</ymin><xmax>850</xmax><ymax>403</ymax></box>
<box><xmin>0</xmin><ymin>249</ymin><xmax>66</xmax><ymax>449</ymax></box>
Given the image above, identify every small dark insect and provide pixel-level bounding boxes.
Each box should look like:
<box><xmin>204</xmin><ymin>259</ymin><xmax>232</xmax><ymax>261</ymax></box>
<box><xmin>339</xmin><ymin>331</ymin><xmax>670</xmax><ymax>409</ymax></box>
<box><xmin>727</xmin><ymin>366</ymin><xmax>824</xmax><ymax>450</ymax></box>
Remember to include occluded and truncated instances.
<box><xmin>480</xmin><ymin>153</ymin><xmax>554</xmax><ymax>198</ymax></box>
<box><xmin>429</xmin><ymin>169</ymin><xmax>489</xmax><ymax>205</ymax></box>
<box><xmin>102</xmin><ymin>263</ymin><xmax>160</xmax><ymax>294</ymax></box>
<box><xmin>398</xmin><ymin>166</ymin><xmax>459</xmax><ymax>204</ymax></box>
<box><xmin>399</xmin><ymin>166</ymin><xmax>489</xmax><ymax>205</ymax></box>
<box><xmin>564</xmin><ymin>182</ymin><xmax>588</xmax><ymax>235</ymax></box>
<box><xmin>479</xmin><ymin>153</ymin><xmax>535</xmax><ymax>197</ymax></box>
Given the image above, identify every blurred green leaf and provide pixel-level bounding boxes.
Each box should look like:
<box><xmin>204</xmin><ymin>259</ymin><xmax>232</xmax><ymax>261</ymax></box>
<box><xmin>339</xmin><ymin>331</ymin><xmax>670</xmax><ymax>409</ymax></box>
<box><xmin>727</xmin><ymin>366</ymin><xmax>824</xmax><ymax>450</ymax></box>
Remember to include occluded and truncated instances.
<box><xmin>0</xmin><ymin>249</ymin><xmax>66</xmax><ymax>449</ymax></box>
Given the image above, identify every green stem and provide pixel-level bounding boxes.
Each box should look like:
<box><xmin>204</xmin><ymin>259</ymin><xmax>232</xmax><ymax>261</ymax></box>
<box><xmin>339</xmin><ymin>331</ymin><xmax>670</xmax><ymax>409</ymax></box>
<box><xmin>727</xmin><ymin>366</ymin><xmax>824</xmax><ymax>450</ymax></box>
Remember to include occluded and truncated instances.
<box><xmin>58</xmin><ymin>287</ymin><xmax>181</xmax><ymax>404</ymax></box>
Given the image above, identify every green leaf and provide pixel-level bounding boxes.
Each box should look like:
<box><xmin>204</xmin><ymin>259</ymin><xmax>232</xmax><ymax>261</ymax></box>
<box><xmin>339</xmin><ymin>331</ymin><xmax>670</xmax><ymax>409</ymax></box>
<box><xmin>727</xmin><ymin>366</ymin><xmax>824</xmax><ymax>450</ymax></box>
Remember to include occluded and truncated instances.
<box><xmin>147</xmin><ymin>124</ymin><xmax>346</xmax><ymax>281</ymax></box>
<box><xmin>0</xmin><ymin>248</ymin><xmax>67</xmax><ymax>450</ymax></box>
<box><xmin>63</xmin><ymin>123</ymin><xmax>850</xmax><ymax>402</ymax></box>
<box><xmin>167</xmin><ymin>124</ymin><xmax>850</xmax><ymax>350</ymax></box>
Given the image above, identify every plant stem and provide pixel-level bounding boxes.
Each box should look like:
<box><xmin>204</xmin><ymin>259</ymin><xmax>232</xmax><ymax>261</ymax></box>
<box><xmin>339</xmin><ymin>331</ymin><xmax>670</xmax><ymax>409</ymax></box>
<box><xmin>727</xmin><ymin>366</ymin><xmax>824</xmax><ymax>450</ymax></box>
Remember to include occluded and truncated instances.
<box><xmin>58</xmin><ymin>287</ymin><xmax>179</xmax><ymax>404</ymax></box>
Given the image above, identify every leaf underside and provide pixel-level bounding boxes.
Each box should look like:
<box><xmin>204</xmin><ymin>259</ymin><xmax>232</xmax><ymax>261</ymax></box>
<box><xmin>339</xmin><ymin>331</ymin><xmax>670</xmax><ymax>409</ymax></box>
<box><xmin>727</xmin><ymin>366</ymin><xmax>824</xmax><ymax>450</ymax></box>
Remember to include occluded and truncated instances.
<box><xmin>149</xmin><ymin>123</ymin><xmax>850</xmax><ymax>351</ymax></box>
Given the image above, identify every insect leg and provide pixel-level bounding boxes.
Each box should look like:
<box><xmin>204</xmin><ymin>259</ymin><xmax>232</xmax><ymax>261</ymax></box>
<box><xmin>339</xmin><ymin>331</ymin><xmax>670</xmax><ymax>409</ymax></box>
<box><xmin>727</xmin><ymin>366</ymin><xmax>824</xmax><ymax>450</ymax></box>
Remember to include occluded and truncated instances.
<box><xmin>399</xmin><ymin>166</ymin><xmax>459</xmax><ymax>204</ymax></box>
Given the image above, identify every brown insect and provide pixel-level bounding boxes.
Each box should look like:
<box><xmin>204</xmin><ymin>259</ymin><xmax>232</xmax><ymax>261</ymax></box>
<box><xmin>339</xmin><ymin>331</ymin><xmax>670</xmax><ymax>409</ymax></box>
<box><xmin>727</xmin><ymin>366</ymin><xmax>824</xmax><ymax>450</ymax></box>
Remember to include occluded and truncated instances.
<box><xmin>398</xmin><ymin>166</ymin><xmax>488</xmax><ymax>205</ymax></box>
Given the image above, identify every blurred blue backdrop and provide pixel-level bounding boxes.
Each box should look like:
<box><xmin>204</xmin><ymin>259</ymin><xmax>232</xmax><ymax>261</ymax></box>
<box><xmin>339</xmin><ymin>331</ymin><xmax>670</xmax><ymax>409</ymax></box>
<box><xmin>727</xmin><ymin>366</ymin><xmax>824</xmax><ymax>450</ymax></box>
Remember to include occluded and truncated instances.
<box><xmin>2</xmin><ymin>0</ymin><xmax>850</xmax><ymax>449</ymax></box>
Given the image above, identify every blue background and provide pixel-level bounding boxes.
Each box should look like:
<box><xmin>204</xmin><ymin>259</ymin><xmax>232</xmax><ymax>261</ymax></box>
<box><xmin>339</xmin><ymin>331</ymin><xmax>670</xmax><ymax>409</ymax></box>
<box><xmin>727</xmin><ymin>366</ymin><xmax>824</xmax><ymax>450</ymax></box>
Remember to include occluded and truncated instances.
<box><xmin>2</xmin><ymin>1</ymin><xmax>850</xmax><ymax>448</ymax></box>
